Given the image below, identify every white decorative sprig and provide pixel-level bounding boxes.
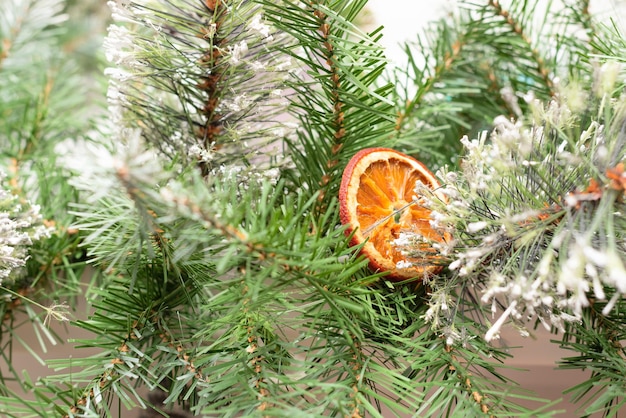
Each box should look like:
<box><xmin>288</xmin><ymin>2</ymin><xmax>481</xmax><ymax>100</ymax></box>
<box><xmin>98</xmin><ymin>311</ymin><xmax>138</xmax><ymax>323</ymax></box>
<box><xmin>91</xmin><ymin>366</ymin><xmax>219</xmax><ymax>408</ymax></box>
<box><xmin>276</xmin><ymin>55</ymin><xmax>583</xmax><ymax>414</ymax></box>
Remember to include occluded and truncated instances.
<box><xmin>0</xmin><ymin>172</ymin><xmax>51</xmax><ymax>285</ymax></box>
<box><xmin>58</xmin><ymin>130</ymin><xmax>163</xmax><ymax>204</ymax></box>
<box><xmin>416</xmin><ymin>73</ymin><xmax>626</xmax><ymax>344</ymax></box>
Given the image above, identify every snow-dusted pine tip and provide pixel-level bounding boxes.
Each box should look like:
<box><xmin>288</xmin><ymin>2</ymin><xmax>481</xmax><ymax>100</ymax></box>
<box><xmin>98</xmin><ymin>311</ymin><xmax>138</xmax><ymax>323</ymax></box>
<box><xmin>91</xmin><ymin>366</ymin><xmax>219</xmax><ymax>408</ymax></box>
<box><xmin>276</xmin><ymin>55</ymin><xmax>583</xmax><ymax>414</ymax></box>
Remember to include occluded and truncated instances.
<box><xmin>0</xmin><ymin>172</ymin><xmax>52</xmax><ymax>286</ymax></box>
<box><xmin>418</xmin><ymin>79</ymin><xmax>626</xmax><ymax>345</ymax></box>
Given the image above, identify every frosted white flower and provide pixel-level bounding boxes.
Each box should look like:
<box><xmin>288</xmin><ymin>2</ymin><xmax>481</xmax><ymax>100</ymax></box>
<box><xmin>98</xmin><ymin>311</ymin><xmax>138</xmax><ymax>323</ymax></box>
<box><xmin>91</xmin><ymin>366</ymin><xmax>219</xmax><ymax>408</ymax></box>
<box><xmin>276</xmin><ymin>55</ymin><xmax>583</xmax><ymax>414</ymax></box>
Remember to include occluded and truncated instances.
<box><xmin>443</xmin><ymin>326</ymin><xmax>461</xmax><ymax>346</ymax></box>
<box><xmin>508</xmin><ymin>210</ymin><xmax>541</xmax><ymax>224</ymax></box>
<box><xmin>602</xmin><ymin>292</ymin><xmax>622</xmax><ymax>316</ymax></box>
<box><xmin>224</xmin><ymin>94</ymin><xmax>252</xmax><ymax>112</ymax></box>
<box><xmin>564</xmin><ymin>193</ymin><xmax>579</xmax><ymax>208</ymax></box>
<box><xmin>460</xmin><ymin>135</ymin><xmax>478</xmax><ymax>151</ymax></box>
<box><xmin>557</xmin><ymin>246</ymin><xmax>585</xmax><ymax>295</ymax></box>
<box><xmin>485</xmin><ymin>300</ymin><xmax>517</xmax><ymax>342</ymax></box>
<box><xmin>493</xmin><ymin>118</ymin><xmax>532</xmax><ymax>162</ymax></box>
<box><xmin>537</xmin><ymin>251</ymin><xmax>554</xmax><ymax>279</ymax></box>
<box><xmin>229</xmin><ymin>41</ymin><xmax>249</xmax><ymax>64</ymax></box>
<box><xmin>392</xmin><ymin>232</ymin><xmax>415</xmax><ymax>247</ymax></box>
<box><xmin>204</xmin><ymin>23</ymin><xmax>217</xmax><ymax>39</ymax></box>
<box><xmin>444</xmin><ymin>171</ymin><xmax>458</xmax><ymax>184</ymax></box>
<box><xmin>437</xmin><ymin>185</ymin><xmax>460</xmax><ymax>199</ymax></box>
<box><xmin>448</xmin><ymin>259</ymin><xmax>462</xmax><ymax>271</ymax></box>
<box><xmin>188</xmin><ymin>144</ymin><xmax>214</xmax><ymax>163</ymax></box>
<box><xmin>606</xmin><ymin>251</ymin><xmax>626</xmax><ymax>293</ymax></box>
<box><xmin>544</xmin><ymin>98</ymin><xmax>573</xmax><ymax>129</ymax></box>
<box><xmin>466</xmin><ymin>221</ymin><xmax>488</xmax><ymax>233</ymax></box>
<box><xmin>107</xmin><ymin>0</ymin><xmax>136</xmax><ymax>23</ymax></box>
<box><xmin>249</xmin><ymin>14</ymin><xmax>272</xmax><ymax>39</ymax></box>
<box><xmin>423</xmin><ymin>305</ymin><xmax>437</xmax><ymax>323</ymax></box>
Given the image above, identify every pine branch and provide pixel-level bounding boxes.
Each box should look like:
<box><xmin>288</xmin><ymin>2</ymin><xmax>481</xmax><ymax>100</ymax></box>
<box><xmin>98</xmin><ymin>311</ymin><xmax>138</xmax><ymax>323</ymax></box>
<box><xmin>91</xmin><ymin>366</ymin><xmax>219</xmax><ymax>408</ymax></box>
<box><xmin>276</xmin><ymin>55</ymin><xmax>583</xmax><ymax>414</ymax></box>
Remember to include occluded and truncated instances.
<box><xmin>418</xmin><ymin>85</ymin><xmax>626</xmax><ymax>336</ymax></box>
<box><xmin>0</xmin><ymin>0</ymin><xmax>89</xmax><ymax>157</ymax></box>
<box><xmin>391</xmin><ymin>16</ymin><xmax>477</xmax><ymax>166</ymax></box>
<box><xmin>54</xmin><ymin>134</ymin><xmax>396</xmax><ymax>415</ymax></box>
<box><xmin>261</xmin><ymin>0</ymin><xmax>396</xmax><ymax>212</ymax></box>
<box><xmin>396</xmin><ymin>291</ymin><xmax>557</xmax><ymax>417</ymax></box>
<box><xmin>483</xmin><ymin>0</ymin><xmax>556</xmax><ymax>96</ymax></box>
<box><xmin>393</xmin><ymin>24</ymin><xmax>465</xmax><ymax>133</ymax></box>
<box><xmin>558</xmin><ymin>294</ymin><xmax>626</xmax><ymax>416</ymax></box>
<box><xmin>0</xmin><ymin>0</ymin><xmax>97</xmax><ymax>309</ymax></box>
<box><xmin>105</xmin><ymin>0</ymin><xmax>291</xmax><ymax>173</ymax></box>
<box><xmin>48</xmin><ymin>278</ymin><xmax>204</xmax><ymax>417</ymax></box>
<box><xmin>0</xmin><ymin>0</ymin><xmax>67</xmax><ymax>70</ymax></box>
<box><xmin>392</xmin><ymin>0</ymin><xmax>600</xmax><ymax>167</ymax></box>
<box><xmin>3</xmin><ymin>1</ymin><xmax>626</xmax><ymax>417</ymax></box>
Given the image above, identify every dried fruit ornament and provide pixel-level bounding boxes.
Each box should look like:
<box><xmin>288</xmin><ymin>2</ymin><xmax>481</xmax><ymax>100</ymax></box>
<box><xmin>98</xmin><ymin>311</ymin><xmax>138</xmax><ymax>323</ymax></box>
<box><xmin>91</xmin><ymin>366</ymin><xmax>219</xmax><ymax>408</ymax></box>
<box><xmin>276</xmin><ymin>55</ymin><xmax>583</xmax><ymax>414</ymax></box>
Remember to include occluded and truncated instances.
<box><xmin>339</xmin><ymin>148</ymin><xmax>449</xmax><ymax>280</ymax></box>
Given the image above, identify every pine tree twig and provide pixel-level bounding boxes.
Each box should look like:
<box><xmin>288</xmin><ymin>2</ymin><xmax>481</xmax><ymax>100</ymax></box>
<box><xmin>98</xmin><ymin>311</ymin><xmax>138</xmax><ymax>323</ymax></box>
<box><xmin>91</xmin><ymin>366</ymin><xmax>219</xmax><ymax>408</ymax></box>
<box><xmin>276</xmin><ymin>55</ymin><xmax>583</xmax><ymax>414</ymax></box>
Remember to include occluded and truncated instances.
<box><xmin>0</xmin><ymin>8</ymin><xmax>21</xmax><ymax>68</ymax></box>
<box><xmin>168</xmin><ymin>192</ymin><xmax>249</xmax><ymax>245</ymax></box>
<box><xmin>165</xmin><ymin>183</ymin><xmax>311</xmax><ymax>280</ymax></box>
<box><xmin>444</xmin><ymin>343</ymin><xmax>492</xmax><ymax>416</ymax></box>
<box><xmin>558</xmin><ymin>296</ymin><xmax>626</xmax><ymax>415</ymax></box>
<box><xmin>563</xmin><ymin>0</ymin><xmax>596</xmax><ymax>49</ymax></box>
<box><xmin>579</xmin><ymin>0</ymin><xmax>594</xmax><ymax>36</ymax></box>
<box><xmin>1</xmin><ymin>287</ymin><xmax>34</xmax><ymax>323</ymax></box>
<box><xmin>395</xmin><ymin>36</ymin><xmax>465</xmax><ymax>133</ymax></box>
<box><xmin>346</xmin><ymin>337</ymin><xmax>366</xmax><ymax>418</ymax></box>
<box><xmin>196</xmin><ymin>1</ymin><xmax>229</xmax><ymax>175</ymax></box>
<box><xmin>105</xmin><ymin>0</ymin><xmax>289</xmax><ymax>172</ymax></box>
<box><xmin>309</xmin><ymin>2</ymin><xmax>346</xmax><ymax>205</ymax></box>
<box><xmin>261</xmin><ymin>0</ymin><xmax>394</xmax><ymax>218</ymax></box>
<box><xmin>486</xmin><ymin>0</ymin><xmax>555</xmax><ymax>96</ymax></box>
<box><xmin>65</xmin><ymin>304</ymin><xmax>208</xmax><ymax>417</ymax></box>
<box><xmin>239</xmin><ymin>276</ymin><xmax>273</xmax><ymax>412</ymax></box>
<box><xmin>245</xmin><ymin>318</ymin><xmax>271</xmax><ymax>412</ymax></box>
<box><xmin>589</xmin><ymin>306</ymin><xmax>626</xmax><ymax>362</ymax></box>
<box><xmin>0</xmin><ymin>0</ymin><xmax>67</xmax><ymax>70</ymax></box>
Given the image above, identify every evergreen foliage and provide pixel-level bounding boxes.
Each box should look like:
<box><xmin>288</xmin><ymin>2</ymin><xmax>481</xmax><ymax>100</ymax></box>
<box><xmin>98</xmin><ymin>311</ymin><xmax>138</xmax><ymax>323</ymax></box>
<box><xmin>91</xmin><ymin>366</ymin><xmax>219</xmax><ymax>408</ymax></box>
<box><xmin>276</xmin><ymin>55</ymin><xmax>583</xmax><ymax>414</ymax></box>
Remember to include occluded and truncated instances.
<box><xmin>0</xmin><ymin>0</ymin><xmax>625</xmax><ymax>417</ymax></box>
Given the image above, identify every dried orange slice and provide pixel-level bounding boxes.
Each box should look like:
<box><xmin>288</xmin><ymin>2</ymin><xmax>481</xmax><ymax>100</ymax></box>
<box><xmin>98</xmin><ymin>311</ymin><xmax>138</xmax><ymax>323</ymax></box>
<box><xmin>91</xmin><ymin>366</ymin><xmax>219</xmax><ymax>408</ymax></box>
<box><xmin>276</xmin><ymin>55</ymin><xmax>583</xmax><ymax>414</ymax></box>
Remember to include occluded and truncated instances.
<box><xmin>339</xmin><ymin>147</ymin><xmax>449</xmax><ymax>280</ymax></box>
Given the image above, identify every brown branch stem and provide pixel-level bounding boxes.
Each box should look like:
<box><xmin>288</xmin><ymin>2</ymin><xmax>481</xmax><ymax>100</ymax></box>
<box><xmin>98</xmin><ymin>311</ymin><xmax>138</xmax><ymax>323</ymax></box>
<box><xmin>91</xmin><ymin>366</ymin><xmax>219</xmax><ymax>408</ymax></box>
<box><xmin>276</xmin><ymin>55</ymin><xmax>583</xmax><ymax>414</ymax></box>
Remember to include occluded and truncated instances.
<box><xmin>308</xmin><ymin>1</ymin><xmax>346</xmax><ymax>207</ymax></box>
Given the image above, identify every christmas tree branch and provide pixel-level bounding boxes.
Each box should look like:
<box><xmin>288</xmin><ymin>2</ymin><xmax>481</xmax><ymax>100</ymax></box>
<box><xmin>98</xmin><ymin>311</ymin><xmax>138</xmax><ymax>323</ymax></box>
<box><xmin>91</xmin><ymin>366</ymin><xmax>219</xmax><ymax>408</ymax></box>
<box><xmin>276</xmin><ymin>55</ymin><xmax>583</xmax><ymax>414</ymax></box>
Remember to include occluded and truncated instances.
<box><xmin>558</xmin><ymin>296</ymin><xmax>626</xmax><ymax>416</ymax></box>
<box><xmin>310</xmin><ymin>2</ymin><xmax>348</xmax><ymax>204</ymax></box>
<box><xmin>400</xmin><ymin>303</ymin><xmax>555</xmax><ymax>417</ymax></box>
<box><xmin>394</xmin><ymin>23</ymin><xmax>466</xmax><ymax>135</ymax></box>
<box><xmin>105</xmin><ymin>0</ymin><xmax>290</xmax><ymax>171</ymax></box>
<box><xmin>485</xmin><ymin>0</ymin><xmax>555</xmax><ymax>96</ymax></box>
<box><xmin>261</xmin><ymin>0</ymin><xmax>396</xmax><ymax>211</ymax></box>
<box><xmin>3</xmin><ymin>0</ymin><xmax>626</xmax><ymax>416</ymax></box>
<box><xmin>0</xmin><ymin>0</ymin><xmax>67</xmax><ymax>69</ymax></box>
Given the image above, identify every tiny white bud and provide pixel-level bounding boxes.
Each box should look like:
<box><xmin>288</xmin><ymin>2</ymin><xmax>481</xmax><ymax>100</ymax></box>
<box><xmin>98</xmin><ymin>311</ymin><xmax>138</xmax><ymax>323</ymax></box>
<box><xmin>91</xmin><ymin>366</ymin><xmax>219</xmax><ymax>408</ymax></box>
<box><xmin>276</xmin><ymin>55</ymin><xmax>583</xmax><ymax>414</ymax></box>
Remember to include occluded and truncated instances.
<box><xmin>466</xmin><ymin>221</ymin><xmax>489</xmax><ymax>233</ymax></box>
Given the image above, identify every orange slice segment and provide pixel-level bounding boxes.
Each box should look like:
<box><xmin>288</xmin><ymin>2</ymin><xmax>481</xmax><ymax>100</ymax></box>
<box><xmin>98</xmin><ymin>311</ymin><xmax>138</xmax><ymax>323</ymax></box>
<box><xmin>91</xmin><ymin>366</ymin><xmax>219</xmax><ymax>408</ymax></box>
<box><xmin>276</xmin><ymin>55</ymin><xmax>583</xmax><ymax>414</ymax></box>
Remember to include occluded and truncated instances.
<box><xmin>339</xmin><ymin>147</ymin><xmax>449</xmax><ymax>280</ymax></box>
